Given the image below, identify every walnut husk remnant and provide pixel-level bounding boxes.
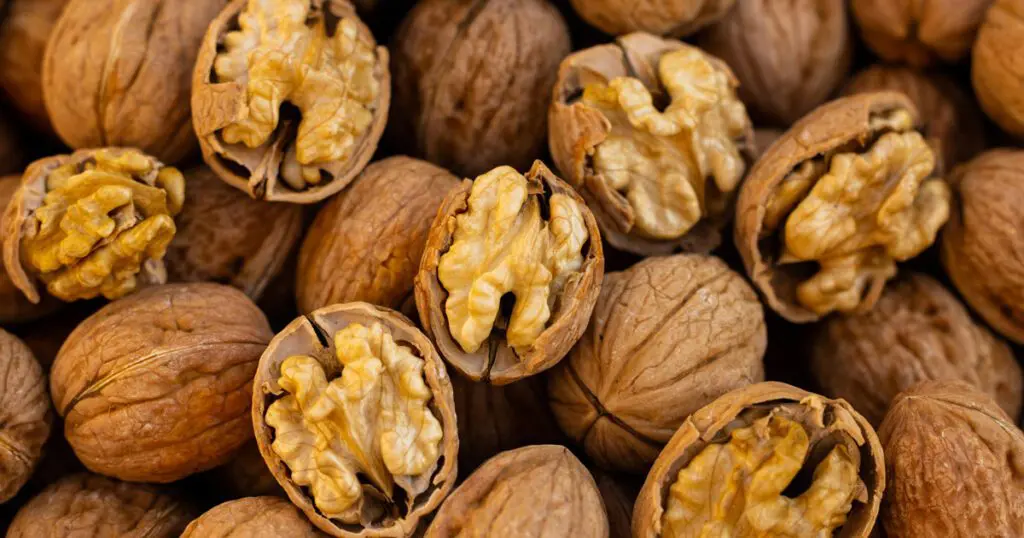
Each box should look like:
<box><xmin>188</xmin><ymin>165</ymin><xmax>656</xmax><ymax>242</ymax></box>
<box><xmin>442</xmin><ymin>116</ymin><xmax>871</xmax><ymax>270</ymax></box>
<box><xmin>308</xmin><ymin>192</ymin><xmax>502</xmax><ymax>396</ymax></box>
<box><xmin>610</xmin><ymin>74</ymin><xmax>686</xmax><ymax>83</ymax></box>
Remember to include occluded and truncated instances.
<box><xmin>548</xmin><ymin>254</ymin><xmax>766</xmax><ymax>473</ymax></box>
<box><xmin>0</xmin><ymin>175</ymin><xmax>60</xmax><ymax>324</ymax></box>
<box><xmin>0</xmin><ymin>329</ymin><xmax>51</xmax><ymax>503</ymax></box>
<box><xmin>193</xmin><ymin>0</ymin><xmax>390</xmax><ymax>203</ymax></box>
<box><xmin>851</xmin><ymin>0</ymin><xmax>994</xmax><ymax>67</ymax></box>
<box><xmin>633</xmin><ymin>382</ymin><xmax>885</xmax><ymax>538</ymax></box>
<box><xmin>569</xmin><ymin>0</ymin><xmax>735</xmax><ymax>37</ymax></box>
<box><xmin>735</xmin><ymin>92</ymin><xmax>950</xmax><ymax>322</ymax></box>
<box><xmin>0</xmin><ymin>0</ymin><xmax>68</xmax><ymax>134</ymax></box>
<box><xmin>182</xmin><ymin>496</ymin><xmax>324</xmax><ymax>537</ymax></box>
<box><xmin>550</xmin><ymin>33</ymin><xmax>755</xmax><ymax>256</ymax></box>
<box><xmin>974</xmin><ymin>0</ymin><xmax>1024</xmax><ymax>138</ymax></box>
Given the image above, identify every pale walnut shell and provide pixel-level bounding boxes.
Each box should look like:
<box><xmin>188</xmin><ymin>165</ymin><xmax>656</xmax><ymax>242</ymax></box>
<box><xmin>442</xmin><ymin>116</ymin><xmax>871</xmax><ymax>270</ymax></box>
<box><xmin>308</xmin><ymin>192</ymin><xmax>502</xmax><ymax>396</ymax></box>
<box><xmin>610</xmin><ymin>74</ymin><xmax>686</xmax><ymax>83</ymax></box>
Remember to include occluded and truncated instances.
<box><xmin>569</xmin><ymin>0</ymin><xmax>734</xmax><ymax>37</ymax></box>
<box><xmin>0</xmin><ymin>175</ymin><xmax>60</xmax><ymax>324</ymax></box>
<box><xmin>0</xmin><ymin>0</ymin><xmax>69</xmax><ymax>134</ymax></box>
<box><xmin>974</xmin><ymin>0</ymin><xmax>1024</xmax><ymax>138</ymax></box>
<box><xmin>42</xmin><ymin>0</ymin><xmax>223</xmax><ymax>164</ymax></box>
<box><xmin>182</xmin><ymin>497</ymin><xmax>324</xmax><ymax>537</ymax></box>
<box><xmin>390</xmin><ymin>0</ymin><xmax>570</xmax><ymax>177</ymax></box>
<box><xmin>425</xmin><ymin>445</ymin><xmax>610</xmax><ymax>538</ymax></box>
<box><xmin>594</xmin><ymin>470</ymin><xmax>639</xmax><ymax>538</ymax></box>
<box><xmin>633</xmin><ymin>382</ymin><xmax>885</xmax><ymax>538</ymax></box>
<box><xmin>0</xmin><ymin>329</ymin><xmax>51</xmax><ymax>503</ymax></box>
<box><xmin>700</xmin><ymin>0</ymin><xmax>852</xmax><ymax>126</ymax></box>
<box><xmin>50</xmin><ymin>283</ymin><xmax>273</xmax><ymax>483</ymax></box>
<box><xmin>811</xmin><ymin>273</ymin><xmax>1023</xmax><ymax>426</ymax></box>
<box><xmin>548</xmin><ymin>254</ymin><xmax>766</xmax><ymax>473</ymax></box>
<box><xmin>415</xmin><ymin>161</ymin><xmax>604</xmax><ymax>385</ymax></box>
<box><xmin>252</xmin><ymin>302</ymin><xmax>458</xmax><ymax>538</ymax></box>
<box><xmin>851</xmin><ymin>0</ymin><xmax>994</xmax><ymax>67</ymax></box>
<box><xmin>879</xmin><ymin>381</ymin><xmax>1024</xmax><ymax>537</ymax></box>
<box><xmin>6</xmin><ymin>473</ymin><xmax>194</xmax><ymax>538</ymax></box>
<box><xmin>297</xmin><ymin>156</ymin><xmax>459</xmax><ymax>315</ymax></box>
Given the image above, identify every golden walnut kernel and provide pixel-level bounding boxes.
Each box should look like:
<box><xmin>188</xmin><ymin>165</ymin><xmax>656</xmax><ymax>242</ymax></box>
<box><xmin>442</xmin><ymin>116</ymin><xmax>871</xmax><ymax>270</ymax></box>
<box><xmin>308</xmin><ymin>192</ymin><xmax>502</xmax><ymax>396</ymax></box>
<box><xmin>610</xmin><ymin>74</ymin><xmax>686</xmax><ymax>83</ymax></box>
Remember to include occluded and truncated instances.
<box><xmin>633</xmin><ymin>382</ymin><xmax>884</xmax><ymax>538</ymax></box>
<box><xmin>1</xmin><ymin>148</ymin><xmax>185</xmax><ymax>304</ymax></box>
<box><xmin>416</xmin><ymin>161</ymin><xmax>604</xmax><ymax>384</ymax></box>
<box><xmin>736</xmin><ymin>92</ymin><xmax>950</xmax><ymax>322</ymax></box>
<box><xmin>193</xmin><ymin>0</ymin><xmax>389</xmax><ymax>203</ymax></box>
<box><xmin>0</xmin><ymin>176</ymin><xmax>60</xmax><ymax>324</ymax></box>
<box><xmin>550</xmin><ymin>33</ymin><xmax>754</xmax><ymax>256</ymax></box>
<box><xmin>0</xmin><ymin>0</ymin><xmax>69</xmax><ymax>134</ymax></box>
<box><xmin>851</xmin><ymin>0</ymin><xmax>994</xmax><ymax>67</ymax></box>
<box><xmin>0</xmin><ymin>329</ymin><xmax>51</xmax><ymax>503</ymax></box>
<box><xmin>253</xmin><ymin>302</ymin><xmax>457</xmax><ymax>537</ymax></box>
<box><xmin>569</xmin><ymin>0</ymin><xmax>734</xmax><ymax>37</ymax></box>
<box><xmin>182</xmin><ymin>497</ymin><xmax>323</xmax><ymax>538</ymax></box>
<box><xmin>974</xmin><ymin>0</ymin><xmax>1024</xmax><ymax>138</ymax></box>
<box><xmin>548</xmin><ymin>254</ymin><xmax>766</xmax><ymax>473</ymax></box>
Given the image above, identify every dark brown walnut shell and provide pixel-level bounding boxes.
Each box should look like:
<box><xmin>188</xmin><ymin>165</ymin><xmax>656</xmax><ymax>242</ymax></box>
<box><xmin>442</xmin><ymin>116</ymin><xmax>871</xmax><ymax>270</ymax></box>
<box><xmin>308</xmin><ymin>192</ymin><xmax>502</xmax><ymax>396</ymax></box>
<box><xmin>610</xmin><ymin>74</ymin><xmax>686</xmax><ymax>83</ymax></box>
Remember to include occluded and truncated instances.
<box><xmin>851</xmin><ymin>0</ymin><xmax>994</xmax><ymax>67</ymax></box>
<box><xmin>879</xmin><ymin>381</ymin><xmax>1024</xmax><ymax>537</ymax></box>
<box><xmin>0</xmin><ymin>329</ymin><xmax>51</xmax><ymax>503</ymax></box>
<box><xmin>0</xmin><ymin>0</ymin><xmax>69</xmax><ymax>134</ymax></box>
<box><xmin>700</xmin><ymin>0</ymin><xmax>852</xmax><ymax>126</ymax></box>
<box><xmin>415</xmin><ymin>161</ymin><xmax>604</xmax><ymax>385</ymax></box>
<box><xmin>6</xmin><ymin>473</ymin><xmax>194</xmax><ymax>538</ymax></box>
<box><xmin>811</xmin><ymin>273</ymin><xmax>1022</xmax><ymax>426</ymax></box>
<box><xmin>425</xmin><ymin>445</ymin><xmax>609</xmax><ymax>538</ymax></box>
<box><xmin>50</xmin><ymin>283</ymin><xmax>273</xmax><ymax>483</ymax></box>
<box><xmin>633</xmin><ymin>382</ymin><xmax>885</xmax><ymax>538</ymax></box>
<box><xmin>594</xmin><ymin>470</ymin><xmax>639</xmax><ymax>538</ymax></box>
<box><xmin>192</xmin><ymin>0</ymin><xmax>389</xmax><ymax>203</ymax></box>
<box><xmin>974</xmin><ymin>0</ymin><xmax>1024</xmax><ymax>139</ymax></box>
<box><xmin>569</xmin><ymin>0</ymin><xmax>734</xmax><ymax>37</ymax></box>
<box><xmin>166</xmin><ymin>166</ymin><xmax>303</xmax><ymax>301</ymax></box>
<box><xmin>390</xmin><ymin>0</ymin><xmax>570</xmax><ymax>178</ymax></box>
<box><xmin>297</xmin><ymin>156</ymin><xmax>459</xmax><ymax>315</ymax></box>
<box><xmin>252</xmin><ymin>302</ymin><xmax>458</xmax><ymax>537</ymax></box>
<box><xmin>42</xmin><ymin>0</ymin><xmax>224</xmax><ymax>163</ymax></box>
<box><xmin>182</xmin><ymin>497</ymin><xmax>324</xmax><ymax>537</ymax></box>
<box><xmin>548</xmin><ymin>254</ymin><xmax>766</xmax><ymax>473</ymax></box>
<box><xmin>0</xmin><ymin>175</ymin><xmax>60</xmax><ymax>324</ymax></box>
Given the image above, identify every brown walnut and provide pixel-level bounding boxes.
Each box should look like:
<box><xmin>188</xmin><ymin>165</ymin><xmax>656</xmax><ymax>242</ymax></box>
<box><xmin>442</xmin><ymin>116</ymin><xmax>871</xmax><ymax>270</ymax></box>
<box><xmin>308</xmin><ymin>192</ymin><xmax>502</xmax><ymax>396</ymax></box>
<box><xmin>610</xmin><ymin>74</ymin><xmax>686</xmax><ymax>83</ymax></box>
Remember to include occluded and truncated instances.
<box><xmin>633</xmin><ymin>382</ymin><xmax>885</xmax><ymax>538</ymax></box>
<box><xmin>569</xmin><ymin>0</ymin><xmax>734</xmax><ymax>37</ymax></box>
<box><xmin>879</xmin><ymin>381</ymin><xmax>1024</xmax><ymax>537</ymax></box>
<box><xmin>193</xmin><ymin>0</ymin><xmax>389</xmax><ymax>203</ymax></box>
<box><xmin>50</xmin><ymin>283</ymin><xmax>273</xmax><ymax>483</ymax></box>
<box><xmin>0</xmin><ymin>0</ymin><xmax>69</xmax><ymax>134</ymax></box>
<box><xmin>0</xmin><ymin>329</ymin><xmax>51</xmax><ymax>503</ymax></box>
<box><xmin>182</xmin><ymin>497</ymin><xmax>324</xmax><ymax>537</ymax></box>
<box><xmin>974</xmin><ymin>0</ymin><xmax>1024</xmax><ymax>138</ymax></box>
<box><xmin>548</xmin><ymin>254</ymin><xmax>766</xmax><ymax>473</ymax></box>
<box><xmin>851</xmin><ymin>0</ymin><xmax>994</xmax><ymax>67</ymax></box>
<box><xmin>0</xmin><ymin>175</ymin><xmax>60</xmax><ymax>324</ymax></box>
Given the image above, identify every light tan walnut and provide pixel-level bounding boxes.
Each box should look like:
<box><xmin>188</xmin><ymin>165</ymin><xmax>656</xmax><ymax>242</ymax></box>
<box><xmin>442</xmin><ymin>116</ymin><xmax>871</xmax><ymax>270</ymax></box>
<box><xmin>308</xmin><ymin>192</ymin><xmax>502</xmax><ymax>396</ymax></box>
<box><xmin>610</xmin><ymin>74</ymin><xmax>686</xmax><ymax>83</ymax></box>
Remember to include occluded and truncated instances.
<box><xmin>182</xmin><ymin>497</ymin><xmax>323</xmax><ymax>537</ymax></box>
<box><xmin>852</xmin><ymin>0</ymin><xmax>994</xmax><ymax>67</ymax></box>
<box><xmin>0</xmin><ymin>0</ymin><xmax>69</xmax><ymax>134</ymax></box>
<box><xmin>0</xmin><ymin>329</ymin><xmax>51</xmax><ymax>503</ymax></box>
<box><xmin>569</xmin><ymin>0</ymin><xmax>734</xmax><ymax>37</ymax></box>
<box><xmin>974</xmin><ymin>0</ymin><xmax>1024</xmax><ymax>138</ymax></box>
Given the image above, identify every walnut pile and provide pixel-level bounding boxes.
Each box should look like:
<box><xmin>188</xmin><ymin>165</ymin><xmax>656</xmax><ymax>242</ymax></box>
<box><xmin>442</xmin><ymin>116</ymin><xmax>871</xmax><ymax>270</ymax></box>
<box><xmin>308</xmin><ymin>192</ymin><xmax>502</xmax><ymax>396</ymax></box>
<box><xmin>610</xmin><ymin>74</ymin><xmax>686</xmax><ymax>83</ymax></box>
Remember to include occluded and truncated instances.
<box><xmin>182</xmin><ymin>496</ymin><xmax>323</xmax><ymax>537</ymax></box>
<box><xmin>569</xmin><ymin>0</ymin><xmax>735</xmax><ymax>37</ymax></box>
<box><xmin>0</xmin><ymin>329</ymin><xmax>51</xmax><ymax>503</ymax></box>
<box><xmin>974</xmin><ymin>0</ymin><xmax>1024</xmax><ymax>138</ymax></box>
<box><xmin>851</xmin><ymin>0</ymin><xmax>994</xmax><ymax>67</ymax></box>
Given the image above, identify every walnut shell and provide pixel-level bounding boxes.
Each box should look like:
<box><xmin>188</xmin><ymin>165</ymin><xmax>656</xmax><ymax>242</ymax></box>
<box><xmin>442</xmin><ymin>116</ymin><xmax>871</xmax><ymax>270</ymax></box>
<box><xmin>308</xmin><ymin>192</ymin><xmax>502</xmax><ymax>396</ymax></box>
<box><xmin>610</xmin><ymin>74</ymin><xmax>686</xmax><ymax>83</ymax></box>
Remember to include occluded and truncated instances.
<box><xmin>0</xmin><ymin>175</ymin><xmax>60</xmax><ymax>324</ymax></box>
<box><xmin>851</xmin><ymin>0</ymin><xmax>993</xmax><ymax>67</ymax></box>
<box><xmin>182</xmin><ymin>497</ymin><xmax>324</xmax><ymax>537</ymax></box>
<box><xmin>0</xmin><ymin>329</ymin><xmax>51</xmax><ymax>503</ymax></box>
<box><xmin>878</xmin><ymin>381</ymin><xmax>1024</xmax><ymax>537</ymax></box>
<box><xmin>548</xmin><ymin>254</ymin><xmax>766</xmax><ymax>473</ymax></box>
<box><xmin>569</xmin><ymin>0</ymin><xmax>734</xmax><ymax>37</ymax></box>
<box><xmin>974</xmin><ymin>0</ymin><xmax>1024</xmax><ymax>138</ymax></box>
<box><xmin>425</xmin><ymin>445</ymin><xmax>609</xmax><ymax>538</ymax></box>
<box><xmin>811</xmin><ymin>273</ymin><xmax>1022</xmax><ymax>426</ymax></box>
<box><xmin>50</xmin><ymin>283</ymin><xmax>273</xmax><ymax>483</ymax></box>
<box><xmin>0</xmin><ymin>0</ymin><xmax>69</xmax><ymax>134</ymax></box>
<box><xmin>700</xmin><ymin>0</ymin><xmax>852</xmax><ymax>126</ymax></box>
<box><xmin>252</xmin><ymin>302</ymin><xmax>458</xmax><ymax>537</ymax></box>
<box><xmin>633</xmin><ymin>382</ymin><xmax>884</xmax><ymax>538</ymax></box>
<box><xmin>297</xmin><ymin>156</ymin><xmax>459</xmax><ymax>315</ymax></box>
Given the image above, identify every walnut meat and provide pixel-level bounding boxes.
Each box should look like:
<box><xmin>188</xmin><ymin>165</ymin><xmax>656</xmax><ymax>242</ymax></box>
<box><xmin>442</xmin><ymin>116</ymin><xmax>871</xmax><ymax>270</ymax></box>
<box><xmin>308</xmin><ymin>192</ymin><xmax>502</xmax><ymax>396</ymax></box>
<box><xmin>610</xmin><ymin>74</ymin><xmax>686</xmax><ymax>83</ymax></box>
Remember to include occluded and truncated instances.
<box><xmin>0</xmin><ymin>175</ymin><xmax>60</xmax><ymax>324</ymax></box>
<box><xmin>0</xmin><ymin>0</ymin><xmax>68</xmax><ymax>134</ymax></box>
<box><xmin>633</xmin><ymin>382</ymin><xmax>884</xmax><ymax>538</ymax></box>
<box><xmin>550</xmin><ymin>33</ymin><xmax>754</xmax><ymax>256</ymax></box>
<box><xmin>569</xmin><ymin>0</ymin><xmax>734</xmax><ymax>37</ymax></box>
<box><xmin>736</xmin><ymin>92</ymin><xmax>950</xmax><ymax>322</ymax></box>
<box><xmin>182</xmin><ymin>497</ymin><xmax>323</xmax><ymax>537</ymax></box>
<box><xmin>974</xmin><ymin>0</ymin><xmax>1024</xmax><ymax>138</ymax></box>
<box><xmin>50</xmin><ymin>283</ymin><xmax>273</xmax><ymax>483</ymax></box>
<box><xmin>879</xmin><ymin>381</ymin><xmax>1024</xmax><ymax>537</ymax></box>
<box><xmin>425</xmin><ymin>445</ymin><xmax>609</xmax><ymax>538</ymax></box>
<box><xmin>253</xmin><ymin>302</ymin><xmax>458</xmax><ymax>537</ymax></box>
<box><xmin>193</xmin><ymin>0</ymin><xmax>389</xmax><ymax>203</ymax></box>
<box><xmin>851</xmin><ymin>0</ymin><xmax>993</xmax><ymax>66</ymax></box>
<box><xmin>811</xmin><ymin>273</ymin><xmax>1022</xmax><ymax>426</ymax></box>
<box><xmin>0</xmin><ymin>329</ymin><xmax>51</xmax><ymax>503</ymax></box>
<box><xmin>548</xmin><ymin>254</ymin><xmax>766</xmax><ymax>473</ymax></box>
<box><xmin>416</xmin><ymin>161</ymin><xmax>603</xmax><ymax>384</ymax></box>
<box><xmin>297</xmin><ymin>157</ymin><xmax>459</xmax><ymax>315</ymax></box>
<box><xmin>1</xmin><ymin>148</ymin><xmax>186</xmax><ymax>304</ymax></box>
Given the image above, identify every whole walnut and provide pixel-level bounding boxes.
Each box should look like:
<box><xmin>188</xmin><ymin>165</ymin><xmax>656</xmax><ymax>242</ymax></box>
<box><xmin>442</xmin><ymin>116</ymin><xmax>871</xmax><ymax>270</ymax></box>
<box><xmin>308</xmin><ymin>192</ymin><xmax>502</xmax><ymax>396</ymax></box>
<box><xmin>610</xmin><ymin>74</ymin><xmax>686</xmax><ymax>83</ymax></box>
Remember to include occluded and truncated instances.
<box><xmin>0</xmin><ymin>0</ymin><xmax>69</xmax><ymax>134</ymax></box>
<box><xmin>548</xmin><ymin>254</ymin><xmax>766</xmax><ymax>473</ymax></box>
<box><xmin>0</xmin><ymin>175</ymin><xmax>59</xmax><ymax>324</ymax></box>
<box><xmin>851</xmin><ymin>0</ymin><xmax>994</xmax><ymax>67</ymax></box>
<box><xmin>182</xmin><ymin>497</ymin><xmax>323</xmax><ymax>538</ymax></box>
<box><xmin>297</xmin><ymin>156</ymin><xmax>459</xmax><ymax>315</ymax></box>
<box><xmin>811</xmin><ymin>273</ymin><xmax>1023</xmax><ymax>426</ymax></box>
<box><xmin>390</xmin><ymin>0</ymin><xmax>569</xmax><ymax>177</ymax></box>
<box><xmin>50</xmin><ymin>283</ymin><xmax>273</xmax><ymax>483</ymax></box>
<box><xmin>974</xmin><ymin>0</ymin><xmax>1024</xmax><ymax>138</ymax></box>
<box><xmin>879</xmin><ymin>381</ymin><xmax>1024</xmax><ymax>537</ymax></box>
<box><xmin>7</xmin><ymin>473</ymin><xmax>194</xmax><ymax>538</ymax></box>
<box><xmin>700</xmin><ymin>0</ymin><xmax>852</xmax><ymax>126</ymax></box>
<box><xmin>0</xmin><ymin>329</ymin><xmax>51</xmax><ymax>503</ymax></box>
<box><xmin>569</xmin><ymin>0</ymin><xmax>734</xmax><ymax>37</ymax></box>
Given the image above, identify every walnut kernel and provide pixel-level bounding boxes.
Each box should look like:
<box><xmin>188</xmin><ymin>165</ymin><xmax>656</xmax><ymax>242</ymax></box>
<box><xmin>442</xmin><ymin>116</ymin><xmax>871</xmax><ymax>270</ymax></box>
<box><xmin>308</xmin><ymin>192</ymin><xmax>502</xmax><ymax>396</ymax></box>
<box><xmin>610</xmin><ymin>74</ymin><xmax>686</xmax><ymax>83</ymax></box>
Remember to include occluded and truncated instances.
<box><xmin>0</xmin><ymin>175</ymin><xmax>60</xmax><ymax>324</ymax></box>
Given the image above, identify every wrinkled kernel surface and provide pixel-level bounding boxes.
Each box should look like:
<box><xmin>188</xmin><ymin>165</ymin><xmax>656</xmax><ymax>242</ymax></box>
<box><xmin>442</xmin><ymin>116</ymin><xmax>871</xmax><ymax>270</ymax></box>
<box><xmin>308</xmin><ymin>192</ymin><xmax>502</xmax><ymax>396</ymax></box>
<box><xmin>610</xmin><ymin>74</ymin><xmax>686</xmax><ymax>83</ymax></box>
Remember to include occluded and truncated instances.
<box><xmin>214</xmin><ymin>0</ymin><xmax>380</xmax><ymax>190</ymax></box>
<box><xmin>22</xmin><ymin>150</ymin><xmax>185</xmax><ymax>301</ymax></box>
<box><xmin>265</xmin><ymin>322</ymin><xmax>443</xmax><ymax>519</ymax></box>
<box><xmin>438</xmin><ymin>167</ymin><xmax>588</xmax><ymax>354</ymax></box>
<box><xmin>582</xmin><ymin>45</ymin><xmax>749</xmax><ymax>240</ymax></box>
<box><xmin>664</xmin><ymin>415</ymin><xmax>860</xmax><ymax>538</ymax></box>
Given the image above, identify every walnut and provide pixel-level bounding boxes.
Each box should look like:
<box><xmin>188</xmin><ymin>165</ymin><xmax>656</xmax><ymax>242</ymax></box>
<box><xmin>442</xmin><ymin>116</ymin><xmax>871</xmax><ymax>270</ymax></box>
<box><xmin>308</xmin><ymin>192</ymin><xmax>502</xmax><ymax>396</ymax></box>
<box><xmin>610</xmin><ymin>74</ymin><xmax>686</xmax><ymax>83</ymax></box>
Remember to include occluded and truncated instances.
<box><xmin>193</xmin><ymin>0</ymin><xmax>389</xmax><ymax>203</ymax></box>
<box><xmin>550</xmin><ymin>33</ymin><xmax>755</xmax><ymax>256</ymax></box>
<box><xmin>182</xmin><ymin>497</ymin><xmax>323</xmax><ymax>537</ymax></box>
<box><xmin>252</xmin><ymin>302</ymin><xmax>458</xmax><ymax>537</ymax></box>
<box><xmin>974</xmin><ymin>0</ymin><xmax>1024</xmax><ymax>138</ymax></box>
<box><xmin>0</xmin><ymin>175</ymin><xmax>60</xmax><ymax>324</ymax></box>
<box><xmin>569</xmin><ymin>0</ymin><xmax>734</xmax><ymax>37</ymax></box>
<box><xmin>878</xmin><ymin>381</ymin><xmax>1024</xmax><ymax>537</ymax></box>
<box><xmin>0</xmin><ymin>0</ymin><xmax>69</xmax><ymax>134</ymax></box>
<box><xmin>811</xmin><ymin>273</ymin><xmax>1022</xmax><ymax>426</ymax></box>
<box><xmin>390</xmin><ymin>0</ymin><xmax>569</xmax><ymax>178</ymax></box>
<box><xmin>699</xmin><ymin>0</ymin><xmax>852</xmax><ymax>126</ymax></box>
<box><xmin>851</xmin><ymin>0</ymin><xmax>993</xmax><ymax>67</ymax></box>
<box><xmin>6</xmin><ymin>473</ymin><xmax>194</xmax><ymax>538</ymax></box>
<box><xmin>9</xmin><ymin>301</ymin><xmax>97</xmax><ymax>370</ymax></box>
<box><xmin>753</xmin><ymin>127</ymin><xmax>784</xmax><ymax>156</ymax></box>
<box><xmin>50</xmin><ymin>283</ymin><xmax>273</xmax><ymax>483</ymax></box>
<box><xmin>548</xmin><ymin>254</ymin><xmax>766</xmax><ymax>473</ymax></box>
<box><xmin>0</xmin><ymin>329</ymin><xmax>51</xmax><ymax>503</ymax></box>
<box><xmin>735</xmin><ymin>92</ymin><xmax>950</xmax><ymax>322</ymax></box>
<box><xmin>594</xmin><ymin>470</ymin><xmax>640</xmax><ymax>538</ymax></box>
<box><xmin>416</xmin><ymin>161</ymin><xmax>603</xmax><ymax>384</ymax></box>
<box><xmin>297</xmin><ymin>157</ymin><xmax>459</xmax><ymax>315</ymax></box>
<box><xmin>633</xmin><ymin>382</ymin><xmax>884</xmax><ymax>538</ymax></box>
<box><xmin>1</xmin><ymin>148</ymin><xmax>186</xmax><ymax>304</ymax></box>
<box><xmin>424</xmin><ymin>445</ymin><xmax>609</xmax><ymax>537</ymax></box>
